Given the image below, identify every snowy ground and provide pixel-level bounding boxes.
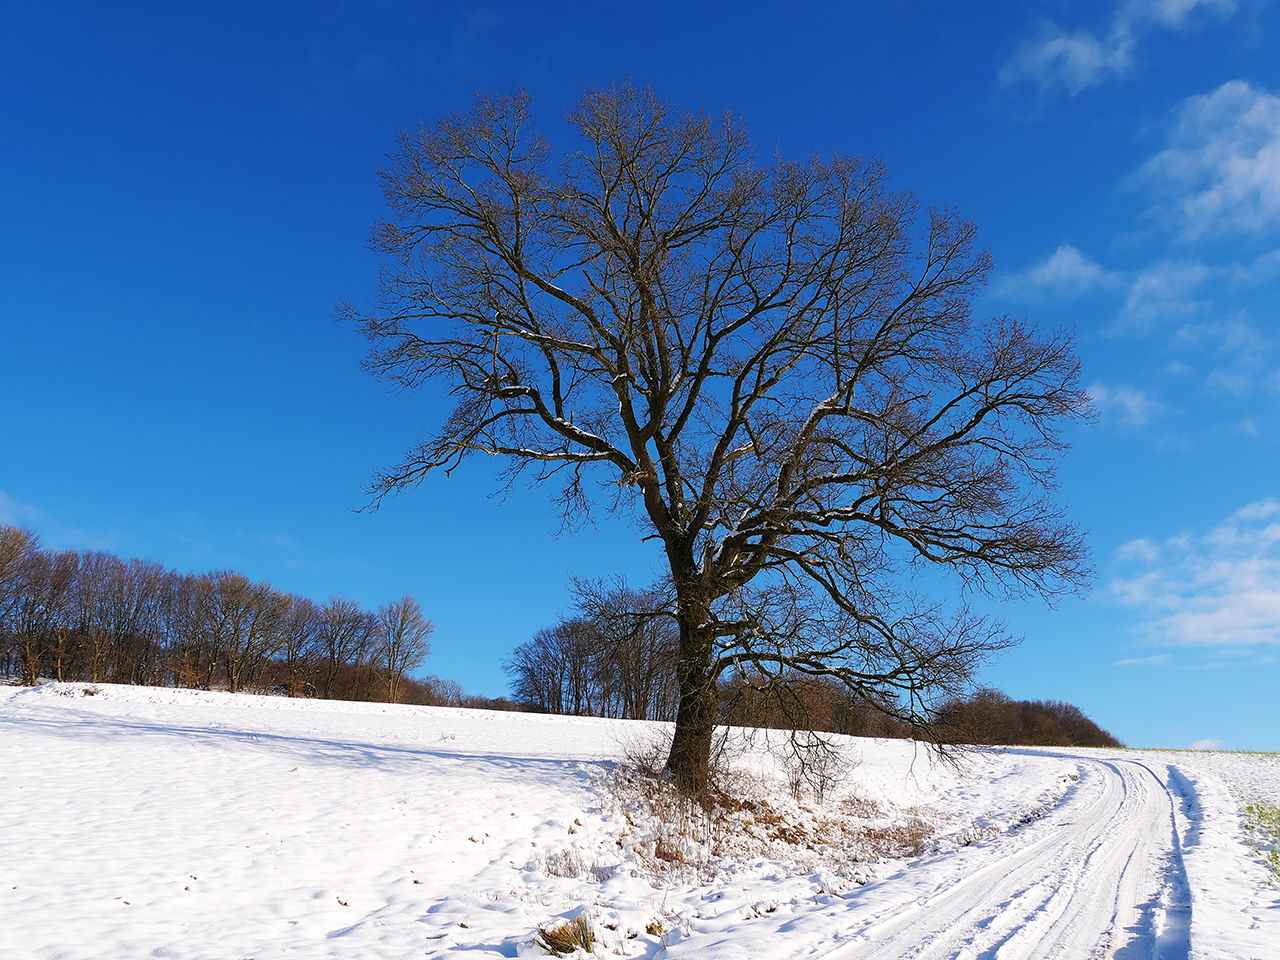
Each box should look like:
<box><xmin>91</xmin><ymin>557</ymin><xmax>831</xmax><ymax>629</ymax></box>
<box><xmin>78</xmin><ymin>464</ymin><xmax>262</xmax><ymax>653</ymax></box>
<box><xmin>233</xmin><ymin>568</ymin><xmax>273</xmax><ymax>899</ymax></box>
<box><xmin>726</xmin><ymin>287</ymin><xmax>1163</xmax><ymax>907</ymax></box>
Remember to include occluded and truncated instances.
<box><xmin>1</xmin><ymin>683</ymin><xmax>1277</xmax><ymax>959</ymax></box>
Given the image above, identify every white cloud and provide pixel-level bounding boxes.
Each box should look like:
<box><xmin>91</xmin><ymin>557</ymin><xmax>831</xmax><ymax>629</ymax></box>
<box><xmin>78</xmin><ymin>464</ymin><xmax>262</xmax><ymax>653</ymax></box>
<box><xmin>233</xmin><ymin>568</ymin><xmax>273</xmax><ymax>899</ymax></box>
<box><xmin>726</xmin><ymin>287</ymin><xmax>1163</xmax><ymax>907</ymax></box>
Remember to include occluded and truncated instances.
<box><xmin>1111</xmin><ymin>499</ymin><xmax>1280</xmax><ymax>648</ymax></box>
<box><xmin>1007</xmin><ymin>244</ymin><xmax>1276</xmax><ymax>404</ymax></box>
<box><xmin>1000</xmin><ymin>245</ymin><xmax>1125</xmax><ymax>297</ymax></box>
<box><xmin>1135</xmin><ymin>81</ymin><xmax>1280</xmax><ymax>239</ymax></box>
<box><xmin>1112</xmin><ymin>259</ymin><xmax>1213</xmax><ymax>333</ymax></box>
<box><xmin>1228</xmin><ymin>247</ymin><xmax>1280</xmax><ymax>287</ymax></box>
<box><xmin>1170</xmin><ymin>311</ymin><xmax>1270</xmax><ymax>396</ymax></box>
<box><xmin>1122</xmin><ymin>0</ymin><xmax>1237</xmax><ymax>29</ymax></box>
<box><xmin>0</xmin><ymin>490</ymin><xmax>43</xmax><ymax>528</ymax></box>
<box><xmin>1001</xmin><ymin>25</ymin><xmax>1135</xmax><ymax>95</ymax></box>
<box><xmin>1002</xmin><ymin>0</ymin><xmax>1236</xmax><ymax>94</ymax></box>
<box><xmin>1114</xmin><ymin>653</ymin><xmax>1171</xmax><ymax>665</ymax></box>
<box><xmin>1088</xmin><ymin>382</ymin><xmax>1163</xmax><ymax>425</ymax></box>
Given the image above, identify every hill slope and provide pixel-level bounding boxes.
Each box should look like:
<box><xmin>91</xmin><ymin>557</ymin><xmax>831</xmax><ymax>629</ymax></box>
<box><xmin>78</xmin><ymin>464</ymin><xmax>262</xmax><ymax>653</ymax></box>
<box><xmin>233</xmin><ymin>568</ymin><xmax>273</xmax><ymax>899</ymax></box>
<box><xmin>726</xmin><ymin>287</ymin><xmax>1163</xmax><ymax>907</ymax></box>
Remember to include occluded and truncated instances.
<box><xmin>1</xmin><ymin>682</ymin><xmax>1276</xmax><ymax>958</ymax></box>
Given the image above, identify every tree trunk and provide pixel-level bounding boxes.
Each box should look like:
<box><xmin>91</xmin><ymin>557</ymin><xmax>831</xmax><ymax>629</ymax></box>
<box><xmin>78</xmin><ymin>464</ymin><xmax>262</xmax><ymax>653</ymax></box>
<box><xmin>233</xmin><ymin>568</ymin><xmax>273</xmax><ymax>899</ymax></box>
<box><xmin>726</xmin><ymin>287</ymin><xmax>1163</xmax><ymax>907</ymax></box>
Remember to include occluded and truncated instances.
<box><xmin>663</xmin><ymin>588</ymin><xmax>719</xmax><ymax>799</ymax></box>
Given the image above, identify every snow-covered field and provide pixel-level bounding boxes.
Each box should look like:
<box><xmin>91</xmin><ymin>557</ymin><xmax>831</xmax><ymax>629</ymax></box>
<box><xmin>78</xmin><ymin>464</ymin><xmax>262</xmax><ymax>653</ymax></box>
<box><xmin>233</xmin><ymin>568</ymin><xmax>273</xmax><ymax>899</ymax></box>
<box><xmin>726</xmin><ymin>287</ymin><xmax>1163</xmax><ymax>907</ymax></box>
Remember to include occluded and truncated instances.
<box><xmin>1</xmin><ymin>683</ymin><xmax>1277</xmax><ymax>959</ymax></box>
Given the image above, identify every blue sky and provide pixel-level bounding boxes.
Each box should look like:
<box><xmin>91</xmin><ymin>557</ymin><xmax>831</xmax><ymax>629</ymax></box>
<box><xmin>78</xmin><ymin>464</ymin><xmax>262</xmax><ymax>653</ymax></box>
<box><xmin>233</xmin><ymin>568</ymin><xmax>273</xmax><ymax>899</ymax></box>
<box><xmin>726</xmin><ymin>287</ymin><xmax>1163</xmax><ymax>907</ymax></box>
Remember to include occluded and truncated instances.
<box><xmin>3</xmin><ymin>0</ymin><xmax>1279</xmax><ymax>749</ymax></box>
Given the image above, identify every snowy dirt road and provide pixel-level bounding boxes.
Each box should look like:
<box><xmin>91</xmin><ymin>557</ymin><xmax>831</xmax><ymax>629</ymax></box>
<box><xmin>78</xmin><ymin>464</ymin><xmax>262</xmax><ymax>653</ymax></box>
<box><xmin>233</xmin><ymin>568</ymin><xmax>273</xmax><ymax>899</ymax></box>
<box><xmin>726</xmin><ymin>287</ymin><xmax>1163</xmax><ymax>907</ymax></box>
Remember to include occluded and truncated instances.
<box><xmin>668</xmin><ymin>757</ymin><xmax>1197</xmax><ymax>960</ymax></box>
<box><xmin>820</xmin><ymin>758</ymin><xmax>1190</xmax><ymax>960</ymax></box>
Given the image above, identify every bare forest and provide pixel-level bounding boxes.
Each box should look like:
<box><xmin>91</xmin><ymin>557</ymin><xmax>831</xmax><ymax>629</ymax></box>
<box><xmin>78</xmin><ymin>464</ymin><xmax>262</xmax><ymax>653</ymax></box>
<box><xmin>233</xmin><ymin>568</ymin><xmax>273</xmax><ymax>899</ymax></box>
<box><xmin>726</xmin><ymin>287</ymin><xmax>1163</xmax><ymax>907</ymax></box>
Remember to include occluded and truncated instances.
<box><xmin>0</xmin><ymin>523</ymin><xmax>476</xmax><ymax>706</ymax></box>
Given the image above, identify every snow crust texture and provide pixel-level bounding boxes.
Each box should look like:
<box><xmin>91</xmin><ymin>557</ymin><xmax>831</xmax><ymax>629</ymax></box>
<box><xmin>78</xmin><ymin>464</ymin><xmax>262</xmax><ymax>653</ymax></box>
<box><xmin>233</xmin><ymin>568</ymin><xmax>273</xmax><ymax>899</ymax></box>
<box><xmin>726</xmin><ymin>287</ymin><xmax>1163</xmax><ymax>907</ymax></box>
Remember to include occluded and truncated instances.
<box><xmin>1</xmin><ymin>683</ymin><xmax>1277</xmax><ymax>959</ymax></box>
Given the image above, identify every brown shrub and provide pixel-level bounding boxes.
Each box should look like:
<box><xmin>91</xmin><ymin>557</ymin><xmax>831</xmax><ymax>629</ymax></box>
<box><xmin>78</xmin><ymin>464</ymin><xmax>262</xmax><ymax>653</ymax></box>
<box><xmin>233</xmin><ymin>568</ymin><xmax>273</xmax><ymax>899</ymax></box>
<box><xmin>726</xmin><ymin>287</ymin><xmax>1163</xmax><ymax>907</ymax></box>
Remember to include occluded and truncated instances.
<box><xmin>535</xmin><ymin>916</ymin><xmax>595</xmax><ymax>956</ymax></box>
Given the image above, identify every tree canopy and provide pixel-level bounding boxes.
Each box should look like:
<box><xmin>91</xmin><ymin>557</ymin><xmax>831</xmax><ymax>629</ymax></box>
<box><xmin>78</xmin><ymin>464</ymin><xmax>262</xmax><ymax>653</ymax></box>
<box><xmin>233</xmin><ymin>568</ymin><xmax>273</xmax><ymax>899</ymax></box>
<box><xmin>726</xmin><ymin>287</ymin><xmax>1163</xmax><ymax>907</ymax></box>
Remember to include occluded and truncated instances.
<box><xmin>346</xmin><ymin>83</ymin><xmax>1092</xmax><ymax>796</ymax></box>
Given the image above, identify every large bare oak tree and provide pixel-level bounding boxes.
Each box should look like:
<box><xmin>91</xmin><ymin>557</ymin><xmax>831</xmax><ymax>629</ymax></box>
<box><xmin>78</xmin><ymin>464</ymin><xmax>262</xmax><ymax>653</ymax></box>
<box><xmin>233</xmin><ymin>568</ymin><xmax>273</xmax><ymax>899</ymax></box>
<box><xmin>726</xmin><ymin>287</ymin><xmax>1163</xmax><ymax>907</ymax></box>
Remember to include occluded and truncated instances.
<box><xmin>344</xmin><ymin>84</ymin><xmax>1092</xmax><ymax>796</ymax></box>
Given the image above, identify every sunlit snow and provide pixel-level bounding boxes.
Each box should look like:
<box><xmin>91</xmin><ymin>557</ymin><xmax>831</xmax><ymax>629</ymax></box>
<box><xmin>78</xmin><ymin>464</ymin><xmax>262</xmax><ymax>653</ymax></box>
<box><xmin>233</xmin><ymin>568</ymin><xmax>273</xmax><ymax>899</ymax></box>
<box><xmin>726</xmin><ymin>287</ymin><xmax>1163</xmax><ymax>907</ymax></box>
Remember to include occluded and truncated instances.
<box><xmin>1</xmin><ymin>683</ymin><xmax>1277</xmax><ymax>959</ymax></box>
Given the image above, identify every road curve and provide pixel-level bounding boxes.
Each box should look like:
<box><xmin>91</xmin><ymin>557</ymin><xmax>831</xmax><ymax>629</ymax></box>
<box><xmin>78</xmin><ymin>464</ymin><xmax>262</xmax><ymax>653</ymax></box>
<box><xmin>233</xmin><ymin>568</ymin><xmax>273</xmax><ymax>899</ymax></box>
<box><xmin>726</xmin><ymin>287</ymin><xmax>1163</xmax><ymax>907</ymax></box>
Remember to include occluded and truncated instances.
<box><xmin>820</xmin><ymin>758</ymin><xmax>1192</xmax><ymax>960</ymax></box>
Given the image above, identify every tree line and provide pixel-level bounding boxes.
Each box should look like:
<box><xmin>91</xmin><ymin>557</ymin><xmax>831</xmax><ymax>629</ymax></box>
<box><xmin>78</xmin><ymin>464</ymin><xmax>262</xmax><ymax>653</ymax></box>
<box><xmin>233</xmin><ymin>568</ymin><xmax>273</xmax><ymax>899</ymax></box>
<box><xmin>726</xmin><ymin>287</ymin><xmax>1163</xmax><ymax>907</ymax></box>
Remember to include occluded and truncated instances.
<box><xmin>503</xmin><ymin>580</ymin><xmax>681</xmax><ymax>720</ymax></box>
<box><xmin>3</xmin><ymin>518</ymin><xmax>1118</xmax><ymax>746</ymax></box>
<box><xmin>0</xmin><ymin>523</ymin><xmax>497</xmax><ymax>706</ymax></box>
<box><xmin>505</xmin><ymin>579</ymin><xmax>1120</xmax><ymax>748</ymax></box>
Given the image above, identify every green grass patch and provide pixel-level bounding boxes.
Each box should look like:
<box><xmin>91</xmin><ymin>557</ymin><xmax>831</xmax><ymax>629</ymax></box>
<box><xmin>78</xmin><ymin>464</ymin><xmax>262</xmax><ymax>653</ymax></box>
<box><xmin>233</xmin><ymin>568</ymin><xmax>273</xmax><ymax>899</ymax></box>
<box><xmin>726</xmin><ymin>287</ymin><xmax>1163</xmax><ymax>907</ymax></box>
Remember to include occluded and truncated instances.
<box><xmin>1242</xmin><ymin>799</ymin><xmax>1280</xmax><ymax>885</ymax></box>
<box><xmin>1127</xmin><ymin>746</ymin><xmax>1280</xmax><ymax>756</ymax></box>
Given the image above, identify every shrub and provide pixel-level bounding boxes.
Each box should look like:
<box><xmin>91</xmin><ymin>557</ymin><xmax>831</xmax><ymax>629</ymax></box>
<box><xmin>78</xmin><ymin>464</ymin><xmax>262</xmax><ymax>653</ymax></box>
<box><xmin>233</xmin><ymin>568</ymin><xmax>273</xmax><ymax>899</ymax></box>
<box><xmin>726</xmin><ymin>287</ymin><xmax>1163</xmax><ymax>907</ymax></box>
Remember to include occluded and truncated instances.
<box><xmin>535</xmin><ymin>915</ymin><xmax>595</xmax><ymax>956</ymax></box>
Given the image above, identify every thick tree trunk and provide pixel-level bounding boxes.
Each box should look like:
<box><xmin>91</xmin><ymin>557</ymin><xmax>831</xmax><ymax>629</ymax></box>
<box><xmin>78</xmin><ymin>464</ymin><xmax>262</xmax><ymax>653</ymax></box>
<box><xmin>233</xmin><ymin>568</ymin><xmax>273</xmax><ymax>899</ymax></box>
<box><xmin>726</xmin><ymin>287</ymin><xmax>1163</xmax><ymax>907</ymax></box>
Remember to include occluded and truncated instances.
<box><xmin>663</xmin><ymin>593</ymin><xmax>719</xmax><ymax>799</ymax></box>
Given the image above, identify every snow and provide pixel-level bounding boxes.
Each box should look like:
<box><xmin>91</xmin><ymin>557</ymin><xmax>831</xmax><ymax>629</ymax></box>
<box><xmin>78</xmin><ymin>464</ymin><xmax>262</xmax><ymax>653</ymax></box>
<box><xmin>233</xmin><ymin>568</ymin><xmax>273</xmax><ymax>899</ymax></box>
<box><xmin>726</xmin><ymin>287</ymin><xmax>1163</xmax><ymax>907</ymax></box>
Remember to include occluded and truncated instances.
<box><xmin>1</xmin><ymin>682</ymin><xmax>1277</xmax><ymax>959</ymax></box>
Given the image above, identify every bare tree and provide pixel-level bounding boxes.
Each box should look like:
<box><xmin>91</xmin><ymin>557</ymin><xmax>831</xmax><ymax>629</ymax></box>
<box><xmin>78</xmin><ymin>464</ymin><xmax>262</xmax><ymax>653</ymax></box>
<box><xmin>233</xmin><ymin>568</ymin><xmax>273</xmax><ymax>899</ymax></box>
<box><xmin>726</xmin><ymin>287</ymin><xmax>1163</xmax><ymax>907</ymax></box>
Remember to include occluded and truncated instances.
<box><xmin>217</xmin><ymin>575</ymin><xmax>288</xmax><ymax>694</ymax></box>
<box><xmin>279</xmin><ymin>595</ymin><xmax>321</xmax><ymax>696</ymax></box>
<box><xmin>375</xmin><ymin>594</ymin><xmax>433</xmax><ymax>702</ymax></box>
<box><xmin>164</xmin><ymin>573</ymin><xmax>211</xmax><ymax>688</ymax></box>
<box><xmin>317</xmin><ymin>597</ymin><xmax>372</xmax><ymax>699</ymax></box>
<box><xmin>11</xmin><ymin>549</ymin><xmax>79</xmax><ymax>685</ymax></box>
<box><xmin>75</xmin><ymin>552</ymin><xmax>162</xmax><ymax>685</ymax></box>
<box><xmin>0</xmin><ymin>526</ymin><xmax>41</xmax><ymax>678</ymax></box>
<box><xmin>569</xmin><ymin>578</ymin><xmax>679</xmax><ymax>721</ymax></box>
<box><xmin>344</xmin><ymin>83</ymin><xmax>1092</xmax><ymax>796</ymax></box>
<box><xmin>504</xmin><ymin>621</ymin><xmax>596</xmax><ymax>715</ymax></box>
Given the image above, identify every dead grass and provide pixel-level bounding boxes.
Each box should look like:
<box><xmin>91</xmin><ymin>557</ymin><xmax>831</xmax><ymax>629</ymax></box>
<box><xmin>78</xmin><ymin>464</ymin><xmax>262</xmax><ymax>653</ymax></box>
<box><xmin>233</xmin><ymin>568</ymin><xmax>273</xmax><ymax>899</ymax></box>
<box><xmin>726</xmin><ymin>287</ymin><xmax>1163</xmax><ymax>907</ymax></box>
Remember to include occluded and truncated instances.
<box><xmin>537</xmin><ymin>848</ymin><xmax>614</xmax><ymax>883</ymax></box>
<box><xmin>602</xmin><ymin>761</ymin><xmax>935</xmax><ymax>885</ymax></box>
<box><xmin>535</xmin><ymin>915</ymin><xmax>595</xmax><ymax>956</ymax></box>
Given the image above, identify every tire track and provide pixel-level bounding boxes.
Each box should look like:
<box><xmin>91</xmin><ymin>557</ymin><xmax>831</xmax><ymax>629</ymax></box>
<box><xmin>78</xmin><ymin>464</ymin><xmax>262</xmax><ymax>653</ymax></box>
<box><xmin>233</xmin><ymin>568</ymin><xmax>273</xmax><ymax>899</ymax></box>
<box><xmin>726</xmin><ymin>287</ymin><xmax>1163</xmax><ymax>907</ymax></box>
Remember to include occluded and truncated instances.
<box><xmin>814</xmin><ymin>759</ymin><xmax>1192</xmax><ymax>960</ymax></box>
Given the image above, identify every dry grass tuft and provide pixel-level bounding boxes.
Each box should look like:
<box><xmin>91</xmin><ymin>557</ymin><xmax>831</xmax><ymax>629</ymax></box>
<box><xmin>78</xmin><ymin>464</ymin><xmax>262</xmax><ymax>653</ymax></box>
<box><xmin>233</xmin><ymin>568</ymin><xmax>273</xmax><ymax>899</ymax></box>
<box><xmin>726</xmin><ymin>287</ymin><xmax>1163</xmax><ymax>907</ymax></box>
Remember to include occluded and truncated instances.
<box><xmin>850</xmin><ymin>811</ymin><xmax>934</xmax><ymax>858</ymax></box>
<box><xmin>535</xmin><ymin>915</ymin><xmax>595</xmax><ymax>956</ymax></box>
<box><xmin>603</xmin><ymin>760</ymin><xmax>935</xmax><ymax>885</ymax></box>
<box><xmin>653</xmin><ymin>837</ymin><xmax>684</xmax><ymax>864</ymax></box>
<box><xmin>538</xmin><ymin>848</ymin><xmax>614</xmax><ymax>883</ymax></box>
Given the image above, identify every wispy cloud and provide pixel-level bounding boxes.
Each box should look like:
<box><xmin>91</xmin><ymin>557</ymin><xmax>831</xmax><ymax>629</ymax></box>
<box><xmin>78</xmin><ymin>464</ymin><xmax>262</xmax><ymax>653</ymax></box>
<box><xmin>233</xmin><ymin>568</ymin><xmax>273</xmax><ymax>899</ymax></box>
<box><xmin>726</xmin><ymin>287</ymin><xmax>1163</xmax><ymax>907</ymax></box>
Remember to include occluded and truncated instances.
<box><xmin>999</xmin><ymin>248</ymin><xmax>1218</xmax><ymax>336</ymax></box>
<box><xmin>1114</xmin><ymin>653</ymin><xmax>1171</xmax><ymax>666</ymax></box>
<box><xmin>1228</xmin><ymin>247</ymin><xmax>1280</xmax><ymax>287</ymax></box>
<box><xmin>1005</xmin><ymin>240</ymin><xmax>1277</xmax><ymax>404</ymax></box>
<box><xmin>1173</xmin><ymin>311</ymin><xmax>1270</xmax><ymax>396</ymax></box>
<box><xmin>0</xmin><ymin>490</ymin><xmax>43</xmax><ymax>528</ymax></box>
<box><xmin>1088</xmin><ymin>381</ymin><xmax>1163</xmax><ymax>425</ymax></box>
<box><xmin>999</xmin><ymin>245</ymin><xmax>1125</xmax><ymax>297</ymax></box>
<box><xmin>1189</xmin><ymin>738</ymin><xmax>1228</xmax><ymax>749</ymax></box>
<box><xmin>1001</xmin><ymin>0</ymin><xmax>1237</xmax><ymax>95</ymax></box>
<box><xmin>1111</xmin><ymin>499</ymin><xmax>1280</xmax><ymax>648</ymax></box>
<box><xmin>0</xmin><ymin>491</ymin><xmax>102</xmax><ymax>549</ymax></box>
<box><xmin>1134</xmin><ymin>81</ymin><xmax>1280</xmax><ymax>240</ymax></box>
<box><xmin>1112</xmin><ymin>259</ymin><xmax>1214</xmax><ymax>333</ymax></box>
<box><xmin>1001</xmin><ymin>25</ymin><xmax>1135</xmax><ymax>95</ymax></box>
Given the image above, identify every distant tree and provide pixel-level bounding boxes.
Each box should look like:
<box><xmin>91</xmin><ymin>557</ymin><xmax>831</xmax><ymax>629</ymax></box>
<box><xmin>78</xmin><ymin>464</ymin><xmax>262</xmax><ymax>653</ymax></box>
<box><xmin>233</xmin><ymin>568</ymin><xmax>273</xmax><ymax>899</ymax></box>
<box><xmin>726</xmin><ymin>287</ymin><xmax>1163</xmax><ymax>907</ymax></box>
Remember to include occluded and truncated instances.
<box><xmin>0</xmin><ymin>526</ymin><xmax>42</xmax><ymax>677</ymax></box>
<box><xmin>11</xmin><ymin>548</ymin><xmax>78</xmax><ymax>684</ymax></box>
<box><xmin>1026</xmin><ymin>699</ymin><xmax>1121</xmax><ymax>748</ymax></box>
<box><xmin>278</xmin><ymin>595</ymin><xmax>321</xmax><ymax>696</ymax></box>
<box><xmin>936</xmin><ymin>689</ymin><xmax>1121</xmax><ymax>748</ymax></box>
<box><xmin>568</xmin><ymin>578</ymin><xmax>679</xmax><ymax>721</ymax></box>
<box><xmin>399</xmin><ymin>673</ymin><xmax>465</xmax><ymax>707</ymax></box>
<box><xmin>347</xmin><ymin>83</ymin><xmax>1092</xmax><ymax>795</ymax></box>
<box><xmin>0</xmin><ymin>523</ymin><xmax>458</xmax><ymax>706</ymax></box>
<box><xmin>216</xmin><ymin>575</ymin><xmax>288</xmax><ymax>694</ymax></box>
<box><xmin>165</xmin><ymin>573</ymin><xmax>212</xmax><ymax>688</ymax></box>
<box><xmin>74</xmin><ymin>552</ymin><xmax>164</xmax><ymax>685</ymax></box>
<box><xmin>375</xmin><ymin>594</ymin><xmax>433</xmax><ymax>702</ymax></box>
<box><xmin>504</xmin><ymin>620</ymin><xmax>599</xmax><ymax>716</ymax></box>
<box><xmin>317</xmin><ymin>597</ymin><xmax>373</xmax><ymax>699</ymax></box>
<box><xmin>504</xmin><ymin>580</ymin><xmax>684</xmax><ymax>722</ymax></box>
<box><xmin>109</xmin><ymin>558</ymin><xmax>167</xmax><ymax>685</ymax></box>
